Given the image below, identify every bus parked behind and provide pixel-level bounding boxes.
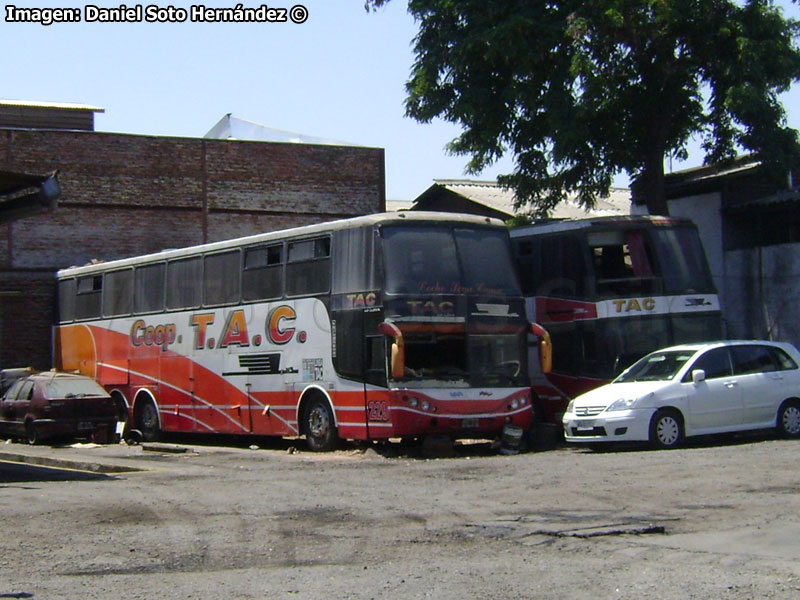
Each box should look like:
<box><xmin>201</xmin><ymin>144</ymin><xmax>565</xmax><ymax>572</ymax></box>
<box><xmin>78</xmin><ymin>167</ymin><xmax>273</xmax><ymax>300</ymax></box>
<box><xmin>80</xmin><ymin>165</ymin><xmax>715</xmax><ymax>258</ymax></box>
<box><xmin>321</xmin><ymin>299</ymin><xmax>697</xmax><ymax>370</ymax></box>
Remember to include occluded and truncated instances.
<box><xmin>510</xmin><ymin>215</ymin><xmax>723</xmax><ymax>424</ymax></box>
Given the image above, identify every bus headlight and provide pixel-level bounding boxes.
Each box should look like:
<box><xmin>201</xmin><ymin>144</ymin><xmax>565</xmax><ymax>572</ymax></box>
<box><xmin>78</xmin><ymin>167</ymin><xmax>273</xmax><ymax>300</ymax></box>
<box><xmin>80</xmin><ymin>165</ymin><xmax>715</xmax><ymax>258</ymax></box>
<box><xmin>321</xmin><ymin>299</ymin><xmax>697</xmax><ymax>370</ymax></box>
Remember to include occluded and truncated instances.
<box><xmin>511</xmin><ymin>399</ymin><xmax>520</xmax><ymax>410</ymax></box>
<box><xmin>421</xmin><ymin>400</ymin><xmax>430</xmax><ymax>411</ymax></box>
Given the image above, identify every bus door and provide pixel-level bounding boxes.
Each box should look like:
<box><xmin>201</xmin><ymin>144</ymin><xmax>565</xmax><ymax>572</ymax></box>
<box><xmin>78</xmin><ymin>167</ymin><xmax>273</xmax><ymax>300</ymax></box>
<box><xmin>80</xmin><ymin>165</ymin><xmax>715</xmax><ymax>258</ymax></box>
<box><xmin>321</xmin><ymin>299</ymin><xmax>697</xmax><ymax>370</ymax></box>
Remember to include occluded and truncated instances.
<box><xmin>331</xmin><ymin>306</ymin><xmax>388</xmax><ymax>440</ymax></box>
<box><xmin>159</xmin><ymin>353</ymin><xmax>197</xmax><ymax>433</ymax></box>
<box><xmin>363</xmin><ymin>307</ymin><xmax>390</xmax><ymax>439</ymax></box>
<box><xmin>223</xmin><ymin>349</ymin><xmax>253</xmax><ymax>433</ymax></box>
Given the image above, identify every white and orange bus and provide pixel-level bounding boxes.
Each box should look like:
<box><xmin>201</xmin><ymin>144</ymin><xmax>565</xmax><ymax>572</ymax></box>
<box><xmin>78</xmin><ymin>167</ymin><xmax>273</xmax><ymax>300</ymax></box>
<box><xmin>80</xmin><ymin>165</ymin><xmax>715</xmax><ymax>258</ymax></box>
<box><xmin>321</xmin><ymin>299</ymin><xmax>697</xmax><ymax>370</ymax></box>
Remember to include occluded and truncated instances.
<box><xmin>510</xmin><ymin>215</ymin><xmax>724</xmax><ymax>424</ymax></box>
<box><xmin>55</xmin><ymin>212</ymin><xmax>551</xmax><ymax>450</ymax></box>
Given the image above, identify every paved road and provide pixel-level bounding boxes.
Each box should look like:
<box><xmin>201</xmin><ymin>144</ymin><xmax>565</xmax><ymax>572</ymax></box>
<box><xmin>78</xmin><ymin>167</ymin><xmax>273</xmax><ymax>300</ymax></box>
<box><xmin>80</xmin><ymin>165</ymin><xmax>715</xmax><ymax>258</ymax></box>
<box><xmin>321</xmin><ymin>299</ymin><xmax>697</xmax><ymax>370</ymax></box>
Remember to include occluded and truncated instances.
<box><xmin>1</xmin><ymin>433</ymin><xmax>799</xmax><ymax>599</ymax></box>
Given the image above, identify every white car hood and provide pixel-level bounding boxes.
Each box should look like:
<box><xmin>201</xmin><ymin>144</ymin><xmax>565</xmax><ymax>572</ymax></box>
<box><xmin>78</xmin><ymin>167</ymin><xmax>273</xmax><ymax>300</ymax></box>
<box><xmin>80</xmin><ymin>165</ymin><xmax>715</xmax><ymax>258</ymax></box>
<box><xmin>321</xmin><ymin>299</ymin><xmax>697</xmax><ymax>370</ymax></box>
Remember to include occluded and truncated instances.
<box><xmin>572</xmin><ymin>380</ymin><xmax>671</xmax><ymax>409</ymax></box>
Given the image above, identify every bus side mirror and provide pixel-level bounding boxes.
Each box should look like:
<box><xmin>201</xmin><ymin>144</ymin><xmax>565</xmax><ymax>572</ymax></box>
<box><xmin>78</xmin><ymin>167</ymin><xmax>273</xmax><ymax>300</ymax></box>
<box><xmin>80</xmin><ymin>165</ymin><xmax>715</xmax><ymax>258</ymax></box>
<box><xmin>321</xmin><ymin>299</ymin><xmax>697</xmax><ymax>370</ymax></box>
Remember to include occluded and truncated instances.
<box><xmin>530</xmin><ymin>322</ymin><xmax>552</xmax><ymax>375</ymax></box>
<box><xmin>378</xmin><ymin>321</ymin><xmax>405</xmax><ymax>380</ymax></box>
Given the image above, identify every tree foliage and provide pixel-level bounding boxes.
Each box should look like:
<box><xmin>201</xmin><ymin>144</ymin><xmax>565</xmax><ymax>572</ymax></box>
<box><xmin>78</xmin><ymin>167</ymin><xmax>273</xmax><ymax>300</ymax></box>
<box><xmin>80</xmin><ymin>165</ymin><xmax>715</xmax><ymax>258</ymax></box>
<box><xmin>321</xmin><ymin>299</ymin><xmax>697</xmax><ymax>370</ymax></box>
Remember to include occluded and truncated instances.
<box><xmin>367</xmin><ymin>0</ymin><xmax>800</xmax><ymax>215</ymax></box>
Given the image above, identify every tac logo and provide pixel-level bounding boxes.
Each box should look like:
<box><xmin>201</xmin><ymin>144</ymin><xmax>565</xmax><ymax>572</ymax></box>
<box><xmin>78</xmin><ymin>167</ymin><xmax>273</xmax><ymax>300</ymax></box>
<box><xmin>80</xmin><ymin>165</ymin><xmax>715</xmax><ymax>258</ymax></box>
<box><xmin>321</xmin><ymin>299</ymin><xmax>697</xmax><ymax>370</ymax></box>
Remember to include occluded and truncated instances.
<box><xmin>407</xmin><ymin>299</ymin><xmax>454</xmax><ymax>316</ymax></box>
<box><xmin>268</xmin><ymin>305</ymin><xmax>307</xmax><ymax>345</ymax></box>
<box><xmin>611</xmin><ymin>298</ymin><xmax>657</xmax><ymax>313</ymax></box>
<box><xmin>132</xmin><ymin>306</ymin><xmax>309</xmax><ymax>351</ymax></box>
<box><xmin>171</xmin><ymin>305</ymin><xmax>308</xmax><ymax>350</ymax></box>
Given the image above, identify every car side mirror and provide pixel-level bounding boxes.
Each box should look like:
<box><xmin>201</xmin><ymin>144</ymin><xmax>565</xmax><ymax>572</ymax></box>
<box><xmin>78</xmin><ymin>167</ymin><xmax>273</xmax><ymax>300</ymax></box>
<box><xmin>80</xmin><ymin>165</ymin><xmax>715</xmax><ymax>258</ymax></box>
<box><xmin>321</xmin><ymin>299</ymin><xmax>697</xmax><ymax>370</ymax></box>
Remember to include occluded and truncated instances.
<box><xmin>692</xmin><ymin>369</ymin><xmax>706</xmax><ymax>384</ymax></box>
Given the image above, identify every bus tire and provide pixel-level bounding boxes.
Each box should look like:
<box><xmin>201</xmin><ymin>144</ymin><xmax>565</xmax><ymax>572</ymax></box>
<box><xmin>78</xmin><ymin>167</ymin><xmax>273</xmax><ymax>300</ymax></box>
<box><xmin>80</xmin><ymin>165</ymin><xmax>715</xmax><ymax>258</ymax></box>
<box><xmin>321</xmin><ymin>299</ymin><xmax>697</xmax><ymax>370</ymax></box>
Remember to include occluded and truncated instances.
<box><xmin>303</xmin><ymin>395</ymin><xmax>337</xmax><ymax>452</ymax></box>
<box><xmin>135</xmin><ymin>397</ymin><xmax>161</xmax><ymax>442</ymax></box>
<box><xmin>111</xmin><ymin>391</ymin><xmax>129</xmax><ymax>439</ymax></box>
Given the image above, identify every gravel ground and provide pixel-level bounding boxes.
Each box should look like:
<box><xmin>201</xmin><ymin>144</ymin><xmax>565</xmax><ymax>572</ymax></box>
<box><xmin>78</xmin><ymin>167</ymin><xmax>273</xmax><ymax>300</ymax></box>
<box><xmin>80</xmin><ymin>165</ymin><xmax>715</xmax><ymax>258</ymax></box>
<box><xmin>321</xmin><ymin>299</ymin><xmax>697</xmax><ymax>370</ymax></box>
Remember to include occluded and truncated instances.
<box><xmin>1</xmin><ymin>432</ymin><xmax>800</xmax><ymax>599</ymax></box>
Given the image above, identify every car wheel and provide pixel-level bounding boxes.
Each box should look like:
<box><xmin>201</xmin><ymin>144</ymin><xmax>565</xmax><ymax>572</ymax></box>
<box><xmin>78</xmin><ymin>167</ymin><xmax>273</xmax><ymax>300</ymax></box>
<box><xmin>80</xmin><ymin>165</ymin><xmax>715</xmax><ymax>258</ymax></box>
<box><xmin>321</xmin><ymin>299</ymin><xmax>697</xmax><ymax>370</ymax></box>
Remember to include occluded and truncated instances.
<box><xmin>649</xmin><ymin>409</ymin><xmax>684</xmax><ymax>449</ymax></box>
<box><xmin>304</xmin><ymin>395</ymin><xmax>337</xmax><ymax>452</ymax></box>
<box><xmin>25</xmin><ymin>421</ymin><xmax>39</xmax><ymax>446</ymax></box>
<box><xmin>136</xmin><ymin>399</ymin><xmax>160</xmax><ymax>442</ymax></box>
<box><xmin>777</xmin><ymin>400</ymin><xmax>800</xmax><ymax>438</ymax></box>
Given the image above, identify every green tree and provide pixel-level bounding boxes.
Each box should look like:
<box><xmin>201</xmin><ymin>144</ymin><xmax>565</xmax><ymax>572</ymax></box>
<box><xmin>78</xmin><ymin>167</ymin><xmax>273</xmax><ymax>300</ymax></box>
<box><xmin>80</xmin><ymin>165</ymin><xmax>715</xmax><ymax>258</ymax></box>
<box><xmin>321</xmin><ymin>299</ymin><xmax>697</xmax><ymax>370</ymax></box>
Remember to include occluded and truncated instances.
<box><xmin>367</xmin><ymin>0</ymin><xmax>800</xmax><ymax>216</ymax></box>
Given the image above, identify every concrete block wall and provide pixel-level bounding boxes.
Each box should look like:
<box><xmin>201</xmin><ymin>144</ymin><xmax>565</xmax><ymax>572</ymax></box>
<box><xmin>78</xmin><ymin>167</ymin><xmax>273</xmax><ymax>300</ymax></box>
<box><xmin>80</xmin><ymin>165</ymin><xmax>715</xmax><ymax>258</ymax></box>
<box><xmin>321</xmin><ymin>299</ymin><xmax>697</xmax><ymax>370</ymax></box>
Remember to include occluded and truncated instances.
<box><xmin>0</xmin><ymin>128</ymin><xmax>385</xmax><ymax>368</ymax></box>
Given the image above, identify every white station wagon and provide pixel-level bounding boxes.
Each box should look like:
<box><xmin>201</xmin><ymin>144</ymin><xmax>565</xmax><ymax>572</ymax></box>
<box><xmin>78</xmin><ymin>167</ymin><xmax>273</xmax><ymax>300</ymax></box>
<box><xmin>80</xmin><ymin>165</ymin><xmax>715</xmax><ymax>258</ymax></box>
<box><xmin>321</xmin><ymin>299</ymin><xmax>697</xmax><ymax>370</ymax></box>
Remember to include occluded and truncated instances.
<box><xmin>562</xmin><ymin>340</ymin><xmax>800</xmax><ymax>449</ymax></box>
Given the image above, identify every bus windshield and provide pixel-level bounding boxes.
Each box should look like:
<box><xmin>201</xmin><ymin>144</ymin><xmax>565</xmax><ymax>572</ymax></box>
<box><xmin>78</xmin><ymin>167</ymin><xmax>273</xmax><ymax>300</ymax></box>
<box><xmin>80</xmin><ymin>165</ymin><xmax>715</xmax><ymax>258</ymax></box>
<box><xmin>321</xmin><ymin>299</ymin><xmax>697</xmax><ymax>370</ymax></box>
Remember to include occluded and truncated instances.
<box><xmin>400</xmin><ymin>325</ymin><xmax>528</xmax><ymax>388</ymax></box>
<box><xmin>381</xmin><ymin>226</ymin><xmax>520</xmax><ymax>296</ymax></box>
<box><xmin>649</xmin><ymin>226</ymin><xmax>715</xmax><ymax>293</ymax></box>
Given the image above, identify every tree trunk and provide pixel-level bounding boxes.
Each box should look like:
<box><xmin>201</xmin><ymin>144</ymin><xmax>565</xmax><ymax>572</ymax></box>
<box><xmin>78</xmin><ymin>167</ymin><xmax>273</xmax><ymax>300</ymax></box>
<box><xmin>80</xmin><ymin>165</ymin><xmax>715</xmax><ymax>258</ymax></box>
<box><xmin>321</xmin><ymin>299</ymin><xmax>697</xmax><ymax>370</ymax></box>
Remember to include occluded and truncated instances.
<box><xmin>637</xmin><ymin>129</ymin><xmax>670</xmax><ymax>216</ymax></box>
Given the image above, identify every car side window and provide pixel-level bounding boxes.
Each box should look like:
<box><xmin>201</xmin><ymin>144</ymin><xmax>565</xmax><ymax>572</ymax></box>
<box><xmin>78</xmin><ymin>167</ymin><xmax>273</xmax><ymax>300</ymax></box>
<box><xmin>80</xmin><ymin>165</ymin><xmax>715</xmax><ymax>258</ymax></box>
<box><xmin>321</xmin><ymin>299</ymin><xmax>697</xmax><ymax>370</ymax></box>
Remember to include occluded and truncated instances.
<box><xmin>686</xmin><ymin>348</ymin><xmax>733</xmax><ymax>381</ymax></box>
<box><xmin>3</xmin><ymin>379</ymin><xmax>25</xmax><ymax>400</ymax></box>
<box><xmin>771</xmin><ymin>347</ymin><xmax>799</xmax><ymax>371</ymax></box>
<box><xmin>732</xmin><ymin>345</ymin><xmax>778</xmax><ymax>375</ymax></box>
<box><xmin>19</xmin><ymin>381</ymin><xmax>34</xmax><ymax>400</ymax></box>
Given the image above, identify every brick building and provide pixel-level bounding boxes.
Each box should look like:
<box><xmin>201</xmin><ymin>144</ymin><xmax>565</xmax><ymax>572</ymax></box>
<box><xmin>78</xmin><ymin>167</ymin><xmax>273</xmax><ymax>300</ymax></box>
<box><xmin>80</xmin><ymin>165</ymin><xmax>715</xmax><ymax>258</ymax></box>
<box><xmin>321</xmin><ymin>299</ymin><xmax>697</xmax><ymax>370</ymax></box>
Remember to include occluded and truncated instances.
<box><xmin>0</xmin><ymin>101</ymin><xmax>385</xmax><ymax>369</ymax></box>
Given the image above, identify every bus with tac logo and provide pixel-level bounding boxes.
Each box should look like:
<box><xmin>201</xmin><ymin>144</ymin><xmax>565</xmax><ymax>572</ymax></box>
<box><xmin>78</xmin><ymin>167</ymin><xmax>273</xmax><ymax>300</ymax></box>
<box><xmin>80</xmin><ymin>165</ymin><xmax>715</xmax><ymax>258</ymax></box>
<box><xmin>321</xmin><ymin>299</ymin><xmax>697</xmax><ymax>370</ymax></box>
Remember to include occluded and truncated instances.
<box><xmin>54</xmin><ymin>212</ymin><xmax>551</xmax><ymax>450</ymax></box>
<box><xmin>510</xmin><ymin>215</ymin><xmax>724</xmax><ymax>424</ymax></box>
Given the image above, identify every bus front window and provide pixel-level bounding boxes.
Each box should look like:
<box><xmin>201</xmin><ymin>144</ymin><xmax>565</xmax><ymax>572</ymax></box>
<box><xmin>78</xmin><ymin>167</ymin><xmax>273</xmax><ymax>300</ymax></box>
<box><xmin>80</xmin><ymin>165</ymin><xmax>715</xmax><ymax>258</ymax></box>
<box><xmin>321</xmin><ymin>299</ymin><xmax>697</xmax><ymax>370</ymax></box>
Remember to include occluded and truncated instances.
<box><xmin>649</xmin><ymin>226</ymin><xmax>715</xmax><ymax>293</ymax></box>
<box><xmin>401</xmin><ymin>330</ymin><xmax>469</xmax><ymax>387</ymax></box>
<box><xmin>382</xmin><ymin>226</ymin><xmax>520</xmax><ymax>296</ymax></box>
<box><xmin>394</xmin><ymin>328</ymin><xmax>526</xmax><ymax>388</ymax></box>
<box><xmin>470</xmin><ymin>331</ymin><xmax>527</xmax><ymax>387</ymax></box>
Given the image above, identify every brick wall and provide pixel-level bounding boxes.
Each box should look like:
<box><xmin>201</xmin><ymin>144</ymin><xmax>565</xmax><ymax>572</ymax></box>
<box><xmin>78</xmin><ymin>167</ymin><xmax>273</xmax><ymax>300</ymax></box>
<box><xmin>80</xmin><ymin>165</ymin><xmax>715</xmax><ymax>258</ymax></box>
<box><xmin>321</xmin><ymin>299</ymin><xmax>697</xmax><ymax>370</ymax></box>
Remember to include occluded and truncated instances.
<box><xmin>0</xmin><ymin>128</ymin><xmax>385</xmax><ymax>368</ymax></box>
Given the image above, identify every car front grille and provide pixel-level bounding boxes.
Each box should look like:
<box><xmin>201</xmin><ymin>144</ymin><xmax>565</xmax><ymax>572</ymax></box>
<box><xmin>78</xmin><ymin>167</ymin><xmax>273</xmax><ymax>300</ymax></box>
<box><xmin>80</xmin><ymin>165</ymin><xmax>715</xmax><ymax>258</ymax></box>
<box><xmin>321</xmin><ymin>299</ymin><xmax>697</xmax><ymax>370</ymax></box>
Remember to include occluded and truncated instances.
<box><xmin>575</xmin><ymin>406</ymin><xmax>605</xmax><ymax>417</ymax></box>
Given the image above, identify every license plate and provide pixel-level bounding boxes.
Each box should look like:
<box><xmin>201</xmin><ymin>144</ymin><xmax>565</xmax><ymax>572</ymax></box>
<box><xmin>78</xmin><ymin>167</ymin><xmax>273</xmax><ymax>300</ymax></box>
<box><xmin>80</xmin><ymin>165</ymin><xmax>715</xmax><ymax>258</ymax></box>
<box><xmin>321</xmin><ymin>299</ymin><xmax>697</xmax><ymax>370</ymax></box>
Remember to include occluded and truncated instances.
<box><xmin>462</xmin><ymin>418</ymin><xmax>479</xmax><ymax>429</ymax></box>
<box><xmin>77</xmin><ymin>421</ymin><xmax>93</xmax><ymax>431</ymax></box>
<box><xmin>576</xmin><ymin>421</ymin><xmax>597</xmax><ymax>431</ymax></box>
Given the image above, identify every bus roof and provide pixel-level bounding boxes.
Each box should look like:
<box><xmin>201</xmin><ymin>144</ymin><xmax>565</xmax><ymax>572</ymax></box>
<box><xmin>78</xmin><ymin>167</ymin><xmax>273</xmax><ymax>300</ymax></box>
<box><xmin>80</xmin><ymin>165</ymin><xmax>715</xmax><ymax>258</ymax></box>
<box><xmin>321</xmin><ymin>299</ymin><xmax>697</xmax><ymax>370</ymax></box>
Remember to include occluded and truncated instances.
<box><xmin>508</xmin><ymin>214</ymin><xmax>695</xmax><ymax>238</ymax></box>
<box><xmin>58</xmin><ymin>211</ymin><xmax>504</xmax><ymax>277</ymax></box>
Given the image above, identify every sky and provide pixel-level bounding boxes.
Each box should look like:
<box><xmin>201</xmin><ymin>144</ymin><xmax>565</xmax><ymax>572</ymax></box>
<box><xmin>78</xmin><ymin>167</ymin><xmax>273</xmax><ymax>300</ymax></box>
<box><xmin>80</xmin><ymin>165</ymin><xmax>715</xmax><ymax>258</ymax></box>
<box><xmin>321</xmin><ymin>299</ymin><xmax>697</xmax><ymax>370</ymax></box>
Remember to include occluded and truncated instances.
<box><xmin>3</xmin><ymin>1</ymin><xmax>800</xmax><ymax>202</ymax></box>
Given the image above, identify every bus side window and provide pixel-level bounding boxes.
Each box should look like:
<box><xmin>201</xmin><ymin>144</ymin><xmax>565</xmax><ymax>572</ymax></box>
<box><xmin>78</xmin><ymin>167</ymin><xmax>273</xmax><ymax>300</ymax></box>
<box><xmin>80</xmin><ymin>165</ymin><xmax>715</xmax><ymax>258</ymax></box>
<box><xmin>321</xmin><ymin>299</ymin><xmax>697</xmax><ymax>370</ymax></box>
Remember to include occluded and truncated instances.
<box><xmin>167</xmin><ymin>257</ymin><xmax>202</xmax><ymax>310</ymax></box>
<box><xmin>134</xmin><ymin>263</ymin><xmax>166</xmax><ymax>314</ymax></box>
<box><xmin>365</xmin><ymin>335</ymin><xmax>387</xmax><ymax>386</ymax></box>
<box><xmin>538</xmin><ymin>236</ymin><xmax>583</xmax><ymax>298</ymax></box>
<box><xmin>58</xmin><ymin>278</ymin><xmax>77</xmax><ymax>323</ymax></box>
<box><xmin>203</xmin><ymin>250</ymin><xmax>241</xmax><ymax>306</ymax></box>
<box><xmin>286</xmin><ymin>237</ymin><xmax>330</xmax><ymax>296</ymax></box>
<box><xmin>103</xmin><ymin>268</ymin><xmax>134</xmax><ymax>317</ymax></box>
<box><xmin>242</xmin><ymin>244</ymin><xmax>283</xmax><ymax>301</ymax></box>
<box><xmin>75</xmin><ymin>275</ymin><xmax>102</xmax><ymax>320</ymax></box>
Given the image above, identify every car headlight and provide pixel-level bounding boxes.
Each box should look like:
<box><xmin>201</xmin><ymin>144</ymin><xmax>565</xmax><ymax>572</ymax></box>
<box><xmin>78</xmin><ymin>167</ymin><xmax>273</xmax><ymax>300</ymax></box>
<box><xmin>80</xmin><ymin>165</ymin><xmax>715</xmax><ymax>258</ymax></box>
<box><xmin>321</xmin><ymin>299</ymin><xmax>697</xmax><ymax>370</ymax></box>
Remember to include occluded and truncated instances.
<box><xmin>606</xmin><ymin>397</ymin><xmax>638</xmax><ymax>412</ymax></box>
<box><xmin>566</xmin><ymin>400</ymin><xmax>574</xmax><ymax>414</ymax></box>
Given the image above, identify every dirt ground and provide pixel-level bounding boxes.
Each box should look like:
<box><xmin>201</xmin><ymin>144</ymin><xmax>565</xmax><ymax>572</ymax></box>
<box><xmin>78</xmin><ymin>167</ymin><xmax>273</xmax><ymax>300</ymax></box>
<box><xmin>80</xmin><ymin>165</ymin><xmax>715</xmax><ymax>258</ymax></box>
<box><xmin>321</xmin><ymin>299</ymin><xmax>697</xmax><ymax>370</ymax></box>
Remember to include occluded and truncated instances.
<box><xmin>2</xmin><ymin>432</ymin><xmax>800</xmax><ymax>599</ymax></box>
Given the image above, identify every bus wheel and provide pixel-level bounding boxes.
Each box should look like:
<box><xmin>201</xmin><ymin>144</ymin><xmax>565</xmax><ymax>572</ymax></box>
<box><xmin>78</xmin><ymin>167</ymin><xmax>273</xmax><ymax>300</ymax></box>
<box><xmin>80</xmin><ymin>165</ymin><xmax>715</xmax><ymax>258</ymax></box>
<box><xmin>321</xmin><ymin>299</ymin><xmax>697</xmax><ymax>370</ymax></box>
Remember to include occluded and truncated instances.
<box><xmin>136</xmin><ymin>398</ymin><xmax>160</xmax><ymax>442</ymax></box>
<box><xmin>304</xmin><ymin>396</ymin><xmax>337</xmax><ymax>452</ymax></box>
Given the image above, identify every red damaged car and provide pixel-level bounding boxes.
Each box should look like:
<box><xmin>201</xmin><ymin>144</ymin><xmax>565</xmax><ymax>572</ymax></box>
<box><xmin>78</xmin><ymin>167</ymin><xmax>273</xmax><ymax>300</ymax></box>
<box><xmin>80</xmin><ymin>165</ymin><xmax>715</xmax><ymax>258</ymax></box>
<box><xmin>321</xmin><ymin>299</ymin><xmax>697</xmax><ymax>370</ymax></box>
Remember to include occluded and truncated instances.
<box><xmin>0</xmin><ymin>371</ymin><xmax>118</xmax><ymax>444</ymax></box>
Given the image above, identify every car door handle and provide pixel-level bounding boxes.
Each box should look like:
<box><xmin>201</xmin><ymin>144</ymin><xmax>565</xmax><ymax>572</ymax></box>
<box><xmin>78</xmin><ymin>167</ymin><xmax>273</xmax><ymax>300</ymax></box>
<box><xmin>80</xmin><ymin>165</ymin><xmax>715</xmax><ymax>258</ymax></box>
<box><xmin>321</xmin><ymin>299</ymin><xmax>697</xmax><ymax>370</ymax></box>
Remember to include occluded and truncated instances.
<box><xmin>770</xmin><ymin>374</ymin><xmax>784</xmax><ymax>381</ymax></box>
<box><xmin>725</xmin><ymin>381</ymin><xmax>738</xmax><ymax>388</ymax></box>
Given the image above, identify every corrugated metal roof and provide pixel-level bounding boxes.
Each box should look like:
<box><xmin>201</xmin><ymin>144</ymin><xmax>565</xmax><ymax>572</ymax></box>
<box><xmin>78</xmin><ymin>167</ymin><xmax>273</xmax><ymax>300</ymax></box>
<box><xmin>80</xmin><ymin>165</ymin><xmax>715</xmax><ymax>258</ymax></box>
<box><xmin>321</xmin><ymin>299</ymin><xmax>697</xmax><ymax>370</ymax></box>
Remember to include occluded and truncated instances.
<box><xmin>420</xmin><ymin>179</ymin><xmax>630</xmax><ymax>219</ymax></box>
<box><xmin>724</xmin><ymin>186</ymin><xmax>800</xmax><ymax>214</ymax></box>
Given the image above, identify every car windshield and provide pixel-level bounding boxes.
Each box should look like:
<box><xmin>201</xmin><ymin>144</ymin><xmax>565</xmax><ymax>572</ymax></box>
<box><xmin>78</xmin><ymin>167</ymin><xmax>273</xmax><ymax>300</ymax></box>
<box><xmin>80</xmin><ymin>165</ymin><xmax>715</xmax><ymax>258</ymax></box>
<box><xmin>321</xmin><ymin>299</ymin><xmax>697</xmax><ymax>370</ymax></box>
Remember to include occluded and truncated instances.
<box><xmin>614</xmin><ymin>350</ymin><xmax>696</xmax><ymax>383</ymax></box>
<box><xmin>44</xmin><ymin>378</ymin><xmax>110</xmax><ymax>399</ymax></box>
